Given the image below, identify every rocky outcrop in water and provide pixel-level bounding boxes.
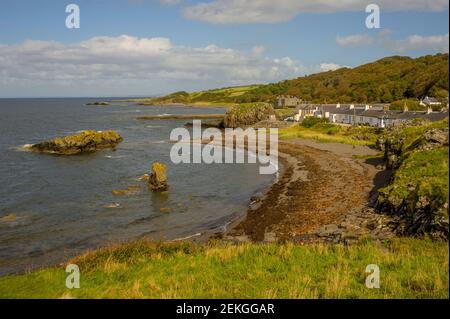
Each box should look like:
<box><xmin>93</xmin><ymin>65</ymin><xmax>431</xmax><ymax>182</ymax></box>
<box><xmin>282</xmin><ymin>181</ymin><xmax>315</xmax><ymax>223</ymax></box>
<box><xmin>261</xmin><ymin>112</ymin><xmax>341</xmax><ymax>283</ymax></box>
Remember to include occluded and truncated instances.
<box><xmin>86</xmin><ymin>101</ymin><xmax>110</xmax><ymax>106</ymax></box>
<box><xmin>148</xmin><ymin>162</ymin><xmax>168</xmax><ymax>191</ymax></box>
<box><xmin>28</xmin><ymin>130</ymin><xmax>123</xmax><ymax>155</ymax></box>
<box><xmin>223</xmin><ymin>103</ymin><xmax>276</xmax><ymax>128</ymax></box>
<box><xmin>112</xmin><ymin>185</ymin><xmax>140</xmax><ymax>196</ymax></box>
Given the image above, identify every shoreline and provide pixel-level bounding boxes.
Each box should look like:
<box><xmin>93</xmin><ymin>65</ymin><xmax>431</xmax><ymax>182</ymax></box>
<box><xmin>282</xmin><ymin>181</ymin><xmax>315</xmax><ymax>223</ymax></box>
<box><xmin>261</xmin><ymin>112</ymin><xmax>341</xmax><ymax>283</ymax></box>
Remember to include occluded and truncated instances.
<box><xmin>218</xmin><ymin>139</ymin><xmax>394</xmax><ymax>244</ymax></box>
<box><xmin>1</xmin><ymin>136</ymin><xmax>392</xmax><ymax>276</ymax></box>
<box><xmin>180</xmin><ymin>137</ymin><xmax>394</xmax><ymax>245</ymax></box>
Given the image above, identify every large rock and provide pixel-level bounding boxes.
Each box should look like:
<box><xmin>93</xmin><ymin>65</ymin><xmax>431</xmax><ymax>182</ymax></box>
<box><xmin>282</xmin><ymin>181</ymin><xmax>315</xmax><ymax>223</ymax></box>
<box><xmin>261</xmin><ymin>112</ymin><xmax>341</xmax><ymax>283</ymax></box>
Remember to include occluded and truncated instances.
<box><xmin>377</xmin><ymin>186</ymin><xmax>449</xmax><ymax>239</ymax></box>
<box><xmin>148</xmin><ymin>162</ymin><xmax>168</xmax><ymax>191</ymax></box>
<box><xmin>28</xmin><ymin>130</ymin><xmax>123</xmax><ymax>155</ymax></box>
<box><xmin>379</xmin><ymin>120</ymin><xmax>449</xmax><ymax>169</ymax></box>
<box><xmin>375</xmin><ymin>119</ymin><xmax>449</xmax><ymax>239</ymax></box>
<box><xmin>223</xmin><ymin>103</ymin><xmax>276</xmax><ymax>128</ymax></box>
<box><xmin>412</xmin><ymin>127</ymin><xmax>449</xmax><ymax>151</ymax></box>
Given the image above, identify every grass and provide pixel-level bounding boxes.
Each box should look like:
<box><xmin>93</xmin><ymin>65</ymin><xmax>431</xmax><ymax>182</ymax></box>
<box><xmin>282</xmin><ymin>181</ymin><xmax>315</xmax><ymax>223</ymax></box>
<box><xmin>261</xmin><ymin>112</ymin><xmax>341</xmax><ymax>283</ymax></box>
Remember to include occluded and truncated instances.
<box><xmin>383</xmin><ymin>118</ymin><xmax>448</xmax><ymax>157</ymax></box>
<box><xmin>377</xmin><ymin>118</ymin><xmax>449</xmax><ymax>216</ymax></box>
<box><xmin>378</xmin><ymin>146</ymin><xmax>449</xmax><ymax>217</ymax></box>
<box><xmin>279</xmin><ymin>118</ymin><xmax>379</xmax><ymax>146</ymax></box>
<box><xmin>275</xmin><ymin>108</ymin><xmax>296</xmax><ymax>119</ymax></box>
<box><xmin>124</xmin><ymin>85</ymin><xmax>262</xmax><ymax>107</ymax></box>
<box><xmin>0</xmin><ymin>238</ymin><xmax>447</xmax><ymax>299</ymax></box>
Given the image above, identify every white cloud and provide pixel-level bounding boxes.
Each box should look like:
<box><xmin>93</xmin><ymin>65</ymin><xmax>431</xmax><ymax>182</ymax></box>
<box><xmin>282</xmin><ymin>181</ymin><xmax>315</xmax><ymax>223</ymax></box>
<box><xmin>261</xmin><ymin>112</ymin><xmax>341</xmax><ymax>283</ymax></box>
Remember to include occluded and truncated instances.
<box><xmin>390</xmin><ymin>33</ymin><xmax>450</xmax><ymax>52</ymax></box>
<box><xmin>336</xmin><ymin>34</ymin><xmax>374</xmax><ymax>46</ymax></box>
<box><xmin>337</xmin><ymin>32</ymin><xmax>449</xmax><ymax>52</ymax></box>
<box><xmin>320</xmin><ymin>63</ymin><xmax>346</xmax><ymax>72</ymax></box>
<box><xmin>0</xmin><ymin>35</ymin><xmax>324</xmax><ymax>97</ymax></box>
<box><xmin>183</xmin><ymin>0</ymin><xmax>448</xmax><ymax>24</ymax></box>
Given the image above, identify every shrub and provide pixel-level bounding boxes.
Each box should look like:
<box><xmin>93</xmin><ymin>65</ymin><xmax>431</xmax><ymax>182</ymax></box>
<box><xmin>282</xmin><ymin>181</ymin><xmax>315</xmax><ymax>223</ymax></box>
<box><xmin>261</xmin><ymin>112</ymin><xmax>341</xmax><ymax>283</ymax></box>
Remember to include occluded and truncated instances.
<box><xmin>300</xmin><ymin>117</ymin><xmax>328</xmax><ymax>128</ymax></box>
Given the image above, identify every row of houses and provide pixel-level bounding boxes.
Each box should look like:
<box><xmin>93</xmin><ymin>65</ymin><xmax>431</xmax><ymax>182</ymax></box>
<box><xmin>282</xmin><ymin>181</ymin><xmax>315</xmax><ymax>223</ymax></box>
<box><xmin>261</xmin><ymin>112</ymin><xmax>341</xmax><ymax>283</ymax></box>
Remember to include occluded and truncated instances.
<box><xmin>276</xmin><ymin>95</ymin><xmax>445</xmax><ymax>109</ymax></box>
<box><xmin>292</xmin><ymin>103</ymin><xmax>448</xmax><ymax>128</ymax></box>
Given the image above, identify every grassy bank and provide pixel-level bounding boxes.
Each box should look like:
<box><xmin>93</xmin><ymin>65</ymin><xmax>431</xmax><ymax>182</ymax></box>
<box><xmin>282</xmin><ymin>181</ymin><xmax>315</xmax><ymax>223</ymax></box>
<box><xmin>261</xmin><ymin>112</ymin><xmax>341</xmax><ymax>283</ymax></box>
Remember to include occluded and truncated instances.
<box><xmin>0</xmin><ymin>238</ymin><xmax>447</xmax><ymax>299</ymax></box>
<box><xmin>279</xmin><ymin>117</ymin><xmax>379</xmax><ymax>146</ymax></box>
<box><xmin>125</xmin><ymin>85</ymin><xmax>261</xmax><ymax>107</ymax></box>
<box><xmin>378</xmin><ymin>147</ymin><xmax>449</xmax><ymax>213</ymax></box>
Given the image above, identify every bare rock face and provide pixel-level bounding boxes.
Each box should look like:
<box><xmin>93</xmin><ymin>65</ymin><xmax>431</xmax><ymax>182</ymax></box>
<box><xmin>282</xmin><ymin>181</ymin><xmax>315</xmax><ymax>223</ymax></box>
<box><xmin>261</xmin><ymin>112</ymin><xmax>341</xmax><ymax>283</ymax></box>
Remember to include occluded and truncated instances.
<box><xmin>413</xmin><ymin>127</ymin><xmax>449</xmax><ymax>151</ymax></box>
<box><xmin>148</xmin><ymin>162</ymin><xmax>168</xmax><ymax>191</ymax></box>
<box><xmin>28</xmin><ymin>130</ymin><xmax>123</xmax><ymax>155</ymax></box>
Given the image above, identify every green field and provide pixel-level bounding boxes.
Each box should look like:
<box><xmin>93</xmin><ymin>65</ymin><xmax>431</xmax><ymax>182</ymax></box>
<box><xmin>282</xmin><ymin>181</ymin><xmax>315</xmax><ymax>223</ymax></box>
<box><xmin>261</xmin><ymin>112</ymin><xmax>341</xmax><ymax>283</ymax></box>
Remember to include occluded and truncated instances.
<box><xmin>127</xmin><ymin>85</ymin><xmax>262</xmax><ymax>107</ymax></box>
<box><xmin>0</xmin><ymin>238</ymin><xmax>447</xmax><ymax>299</ymax></box>
<box><xmin>279</xmin><ymin>117</ymin><xmax>380</xmax><ymax>146</ymax></box>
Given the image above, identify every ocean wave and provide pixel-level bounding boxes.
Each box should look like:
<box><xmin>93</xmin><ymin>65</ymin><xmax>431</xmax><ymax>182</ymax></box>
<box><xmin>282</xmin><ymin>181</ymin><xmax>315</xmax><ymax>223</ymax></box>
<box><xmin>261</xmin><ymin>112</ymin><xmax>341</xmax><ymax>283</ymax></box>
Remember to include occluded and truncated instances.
<box><xmin>172</xmin><ymin>233</ymin><xmax>202</xmax><ymax>241</ymax></box>
<box><xmin>12</xmin><ymin>144</ymin><xmax>33</xmax><ymax>152</ymax></box>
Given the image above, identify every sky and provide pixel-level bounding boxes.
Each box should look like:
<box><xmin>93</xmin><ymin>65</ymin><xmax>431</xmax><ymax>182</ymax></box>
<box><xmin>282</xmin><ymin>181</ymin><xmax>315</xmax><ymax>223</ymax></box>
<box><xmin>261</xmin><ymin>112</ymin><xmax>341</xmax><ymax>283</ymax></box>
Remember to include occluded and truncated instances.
<box><xmin>0</xmin><ymin>0</ymin><xmax>448</xmax><ymax>97</ymax></box>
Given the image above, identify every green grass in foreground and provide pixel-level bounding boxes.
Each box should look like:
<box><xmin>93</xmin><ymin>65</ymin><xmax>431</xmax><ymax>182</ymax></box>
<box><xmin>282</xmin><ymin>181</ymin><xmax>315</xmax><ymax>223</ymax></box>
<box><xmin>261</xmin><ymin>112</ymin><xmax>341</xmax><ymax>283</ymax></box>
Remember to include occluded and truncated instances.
<box><xmin>279</xmin><ymin>117</ymin><xmax>380</xmax><ymax>146</ymax></box>
<box><xmin>0</xmin><ymin>238</ymin><xmax>447</xmax><ymax>298</ymax></box>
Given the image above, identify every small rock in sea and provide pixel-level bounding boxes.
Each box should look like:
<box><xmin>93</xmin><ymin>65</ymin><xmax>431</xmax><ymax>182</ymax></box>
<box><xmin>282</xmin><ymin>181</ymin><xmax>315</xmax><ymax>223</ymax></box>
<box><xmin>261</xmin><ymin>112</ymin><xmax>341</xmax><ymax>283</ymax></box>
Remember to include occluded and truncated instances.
<box><xmin>112</xmin><ymin>185</ymin><xmax>141</xmax><ymax>196</ymax></box>
<box><xmin>86</xmin><ymin>101</ymin><xmax>110</xmax><ymax>106</ymax></box>
<box><xmin>148</xmin><ymin>162</ymin><xmax>168</xmax><ymax>191</ymax></box>
<box><xmin>27</xmin><ymin>130</ymin><xmax>123</xmax><ymax>155</ymax></box>
<box><xmin>159</xmin><ymin>207</ymin><xmax>170</xmax><ymax>213</ymax></box>
<box><xmin>104</xmin><ymin>203</ymin><xmax>121</xmax><ymax>209</ymax></box>
<box><xmin>0</xmin><ymin>214</ymin><xmax>17</xmax><ymax>223</ymax></box>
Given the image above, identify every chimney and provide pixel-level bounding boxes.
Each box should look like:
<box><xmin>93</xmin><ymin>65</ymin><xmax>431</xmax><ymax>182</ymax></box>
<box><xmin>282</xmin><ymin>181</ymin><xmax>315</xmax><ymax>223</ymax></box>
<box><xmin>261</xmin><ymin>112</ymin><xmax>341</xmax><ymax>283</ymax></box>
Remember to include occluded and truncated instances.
<box><xmin>336</xmin><ymin>103</ymin><xmax>340</xmax><ymax>108</ymax></box>
<box><xmin>403</xmin><ymin>102</ymin><xmax>408</xmax><ymax>112</ymax></box>
<box><xmin>364</xmin><ymin>104</ymin><xmax>370</xmax><ymax>111</ymax></box>
<box><xmin>349</xmin><ymin>104</ymin><xmax>354</xmax><ymax>110</ymax></box>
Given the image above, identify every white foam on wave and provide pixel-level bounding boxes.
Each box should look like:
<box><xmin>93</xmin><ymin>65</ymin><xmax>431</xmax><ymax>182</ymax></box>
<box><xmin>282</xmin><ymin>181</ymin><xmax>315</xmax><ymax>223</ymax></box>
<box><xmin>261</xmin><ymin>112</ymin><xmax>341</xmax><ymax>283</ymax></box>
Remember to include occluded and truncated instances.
<box><xmin>172</xmin><ymin>233</ymin><xmax>202</xmax><ymax>241</ymax></box>
<box><xmin>12</xmin><ymin>144</ymin><xmax>33</xmax><ymax>152</ymax></box>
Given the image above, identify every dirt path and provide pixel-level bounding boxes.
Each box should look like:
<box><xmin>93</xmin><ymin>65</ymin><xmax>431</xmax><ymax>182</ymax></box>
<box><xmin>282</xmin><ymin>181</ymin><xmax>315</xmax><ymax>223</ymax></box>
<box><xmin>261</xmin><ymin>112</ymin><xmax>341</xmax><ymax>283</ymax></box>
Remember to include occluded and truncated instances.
<box><xmin>225</xmin><ymin>139</ymin><xmax>393</xmax><ymax>243</ymax></box>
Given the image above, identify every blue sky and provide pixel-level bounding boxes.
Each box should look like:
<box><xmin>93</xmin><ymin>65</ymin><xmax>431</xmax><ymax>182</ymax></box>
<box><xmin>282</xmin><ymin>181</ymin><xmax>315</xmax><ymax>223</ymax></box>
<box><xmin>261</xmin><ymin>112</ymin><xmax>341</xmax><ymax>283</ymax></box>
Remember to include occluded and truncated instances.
<box><xmin>0</xmin><ymin>0</ymin><xmax>448</xmax><ymax>97</ymax></box>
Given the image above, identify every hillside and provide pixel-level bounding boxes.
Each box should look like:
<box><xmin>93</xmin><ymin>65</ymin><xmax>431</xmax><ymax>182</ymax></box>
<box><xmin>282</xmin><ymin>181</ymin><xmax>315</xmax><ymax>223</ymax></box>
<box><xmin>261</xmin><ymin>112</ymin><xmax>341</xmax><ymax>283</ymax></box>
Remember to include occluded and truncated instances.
<box><xmin>129</xmin><ymin>85</ymin><xmax>261</xmax><ymax>107</ymax></box>
<box><xmin>137</xmin><ymin>54</ymin><xmax>448</xmax><ymax>106</ymax></box>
